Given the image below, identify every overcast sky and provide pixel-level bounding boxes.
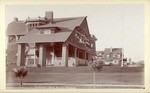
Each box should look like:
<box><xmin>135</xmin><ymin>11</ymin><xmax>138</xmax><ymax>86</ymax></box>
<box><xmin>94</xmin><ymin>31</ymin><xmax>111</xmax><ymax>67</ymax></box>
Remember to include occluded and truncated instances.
<box><xmin>5</xmin><ymin>5</ymin><xmax>144</xmax><ymax>62</ymax></box>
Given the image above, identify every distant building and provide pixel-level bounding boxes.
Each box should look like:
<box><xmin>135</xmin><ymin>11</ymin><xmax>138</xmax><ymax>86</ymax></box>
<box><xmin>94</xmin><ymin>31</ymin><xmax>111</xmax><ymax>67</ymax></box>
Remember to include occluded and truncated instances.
<box><xmin>96</xmin><ymin>48</ymin><xmax>123</xmax><ymax>66</ymax></box>
<box><xmin>6</xmin><ymin>11</ymin><xmax>97</xmax><ymax>67</ymax></box>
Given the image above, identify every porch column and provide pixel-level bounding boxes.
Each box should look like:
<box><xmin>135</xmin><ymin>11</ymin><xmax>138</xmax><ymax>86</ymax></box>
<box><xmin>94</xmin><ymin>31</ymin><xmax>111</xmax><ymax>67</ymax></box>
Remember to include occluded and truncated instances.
<box><xmin>17</xmin><ymin>43</ymin><xmax>25</xmax><ymax>66</ymax></box>
<box><xmin>39</xmin><ymin>44</ymin><xmax>46</xmax><ymax>66</ymax></box>
<box><xmin>84</xmin><ymin>51</ymin><xmax>87</xmax><ymax>63</ymax></box>
<box><xmin>51</xmin><ymin>44</ymin><xmax>54</xmax><ymax>65</ymax></box>
<box><xmin>74</xmin><ymin>47</ymin><xmax>78</xmax><ymax>66</ymax></box>
<box><xmin>62</xmin><ymin>43</ymin><xmax>68</xmax><ymax>67</ymax></box>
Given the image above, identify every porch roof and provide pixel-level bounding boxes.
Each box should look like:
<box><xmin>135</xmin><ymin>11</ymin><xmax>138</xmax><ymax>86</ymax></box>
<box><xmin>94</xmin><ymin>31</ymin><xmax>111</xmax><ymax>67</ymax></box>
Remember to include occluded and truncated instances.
<box><xmin>17</xmin><ymin>29</ymin><xmax>71</xmax><ymax>43</ymax></box>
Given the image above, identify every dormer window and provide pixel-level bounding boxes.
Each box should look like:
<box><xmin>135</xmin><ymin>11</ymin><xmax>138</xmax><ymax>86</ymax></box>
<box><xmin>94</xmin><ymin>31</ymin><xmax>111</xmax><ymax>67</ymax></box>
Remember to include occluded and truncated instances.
<box><xmin>39</xmin><ymin>27</ymin><xmax>60</xmax><ymax>34</ymax></box>
<box><xmin>40</xmin><ymin>29</ymin><xmax>51</xmax><ymax>34</ymax></box>
<box><xmin>45</xmin><ymin>29</ymin><xmax>51</xmax><ymax>34</ymax></box>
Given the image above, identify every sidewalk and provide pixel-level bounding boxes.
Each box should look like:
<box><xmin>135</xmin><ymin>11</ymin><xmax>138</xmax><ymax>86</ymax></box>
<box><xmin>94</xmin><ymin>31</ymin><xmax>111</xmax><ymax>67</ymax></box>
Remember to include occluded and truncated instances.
<box><xmin>6</xmin><ymin>82</ymin><xmax>145</xmax><ymax>89</ymax></box>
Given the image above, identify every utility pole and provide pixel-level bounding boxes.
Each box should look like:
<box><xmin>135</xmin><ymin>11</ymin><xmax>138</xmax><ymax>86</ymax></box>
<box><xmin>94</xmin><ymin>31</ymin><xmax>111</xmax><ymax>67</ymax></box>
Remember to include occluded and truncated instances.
<box><xmin>34</xmin><ymin>43</ymin><xmax>36</xmax><ymax>66</ymax></box>
<box><xmin>121</xmin><ymin>6</ymin><xmax>124</xmax><ymax>67</ymax></box>
<box><xmin>121</xmin><ymin>49</ymin><xmax>124</xmax><ymax>67</ymax></box>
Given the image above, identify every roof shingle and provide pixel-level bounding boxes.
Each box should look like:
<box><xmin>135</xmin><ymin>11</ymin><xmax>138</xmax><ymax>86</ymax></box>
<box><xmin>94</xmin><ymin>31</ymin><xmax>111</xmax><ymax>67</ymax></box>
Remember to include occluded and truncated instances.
<box><xmin>17</xmin><ymin>28</ymin><xmax>71</xmax><ymax>43</ymax></box>
<box><xmin>6</xmin><ymin>21</ymin><xmax>27</xmax><ymax>35</ymax></box>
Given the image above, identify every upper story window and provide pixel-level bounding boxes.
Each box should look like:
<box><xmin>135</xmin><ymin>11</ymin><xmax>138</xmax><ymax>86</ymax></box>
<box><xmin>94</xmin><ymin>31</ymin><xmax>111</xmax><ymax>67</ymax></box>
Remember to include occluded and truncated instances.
<box><xmin>106</xmin><ymin>54</ymin><xmax>110</xmax><ymax>58</ymax></box>
<box><xmin>117</xmin><ymin>54</ymin><xmax>121</xmax><ymax>58</ymax></box>
<box><xmin>28</xmin><ymin>23</ymin><xmax>39</xmax><ymax>27</ymax></box>
<box><xmin>91</xmin><ymin>44</ymin><xmax>93</xmax><ymax>48</ymax></box>
<box><xmin>75</xmin><ymin>29</ymin><xmax>89</xmax><ymax>45</ymax></box>
<box><xmin>98</xmin><ymin>52</ymin><xmax>102</xmax><ymax>55</ymax></box>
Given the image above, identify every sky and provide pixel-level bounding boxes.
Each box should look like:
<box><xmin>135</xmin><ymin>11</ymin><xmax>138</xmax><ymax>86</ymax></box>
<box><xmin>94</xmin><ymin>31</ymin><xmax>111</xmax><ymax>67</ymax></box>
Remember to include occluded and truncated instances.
<box><xmin>5</xmin><ymin>5</ymin><xmax>144</xmax><ymax>62</ymax></box>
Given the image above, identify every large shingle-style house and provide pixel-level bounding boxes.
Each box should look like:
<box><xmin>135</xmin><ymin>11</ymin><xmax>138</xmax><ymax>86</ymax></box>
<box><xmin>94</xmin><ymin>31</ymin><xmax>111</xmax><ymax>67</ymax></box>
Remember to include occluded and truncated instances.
<box><xmin>96</xmin><ymin>48</ymin><xmax>123</xmax><ymax>66</ymax></box>
<box><xmin>6</xmin><ymin>11</ymin><xmax>97</xmax><ymax>67</ymax></box>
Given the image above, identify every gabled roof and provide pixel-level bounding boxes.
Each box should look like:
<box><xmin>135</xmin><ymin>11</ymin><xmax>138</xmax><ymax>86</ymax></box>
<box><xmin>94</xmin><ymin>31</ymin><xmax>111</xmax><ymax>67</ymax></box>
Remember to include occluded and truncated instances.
<box><xmin>6</xmin><ymin>17</ymin><xmax>86</xmax><ymax>36</ymax></box>
<box><xmin>37</xmin><ymin>17</ymin><xmax>86</xmax><ymax>30</ymax></box>
<box><xmin>17</xmin><ymin>28</ymin><xmax>71</xmax><ymax>43</ymax></box>
<box><xmin>6</xmin><ymin>21</ymin><xmax>27</xmax><ymax>35</ymax></box>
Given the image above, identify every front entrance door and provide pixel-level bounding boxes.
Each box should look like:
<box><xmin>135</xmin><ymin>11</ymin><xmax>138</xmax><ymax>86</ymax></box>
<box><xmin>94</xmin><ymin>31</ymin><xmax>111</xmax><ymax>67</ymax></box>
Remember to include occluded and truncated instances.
<box><xmin>46</xmin><ymin>45</ymin><xmax>54</xmax><ymax>66</ymax></box>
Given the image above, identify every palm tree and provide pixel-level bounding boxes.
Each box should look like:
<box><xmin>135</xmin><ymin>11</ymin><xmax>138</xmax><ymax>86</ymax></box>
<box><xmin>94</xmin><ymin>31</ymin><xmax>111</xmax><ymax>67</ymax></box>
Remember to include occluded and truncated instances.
<box><xmin>13</xmin><ymin>67</ymin><xmax>28</xmax><ymax>87</ymax></box>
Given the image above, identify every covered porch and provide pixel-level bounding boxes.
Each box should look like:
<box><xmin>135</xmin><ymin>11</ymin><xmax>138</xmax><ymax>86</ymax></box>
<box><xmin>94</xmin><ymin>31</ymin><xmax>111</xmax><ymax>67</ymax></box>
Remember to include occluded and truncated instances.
<box><xmin>17</xmin><ymin>42</ymin><xmax>92</xmax><ymax>67</ymax></box>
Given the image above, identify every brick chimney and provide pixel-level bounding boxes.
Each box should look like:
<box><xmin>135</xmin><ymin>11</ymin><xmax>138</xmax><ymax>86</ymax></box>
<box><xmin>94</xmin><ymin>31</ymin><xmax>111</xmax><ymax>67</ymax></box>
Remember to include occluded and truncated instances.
<box><xmin>110</xmin><ymin>47</ymin><xmax>112</xmax><ymax>53</ymax></box>
<box><xmin>14</xmin><ymin>17</ymin><xmax>18</xmax><ymax>22</ymax></box>
<box><xmin>45</xmin><ymin>11</ymin><xmax>53</xmax><ymax>23</ymax></box>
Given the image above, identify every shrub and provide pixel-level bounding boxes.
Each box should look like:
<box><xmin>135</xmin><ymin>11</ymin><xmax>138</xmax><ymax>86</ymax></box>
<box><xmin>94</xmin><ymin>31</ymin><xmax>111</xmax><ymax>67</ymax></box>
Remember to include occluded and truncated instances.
<box><xmin>13</xmin><ymin>67</ymin><xmax>28</xmax><ymax>87</ymax></box>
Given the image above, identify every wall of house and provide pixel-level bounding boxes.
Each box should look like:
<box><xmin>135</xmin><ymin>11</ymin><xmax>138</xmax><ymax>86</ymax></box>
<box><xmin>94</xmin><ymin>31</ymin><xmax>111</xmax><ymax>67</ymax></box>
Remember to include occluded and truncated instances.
<box><xmin>76</xmin><ymin>57</ymin><xmax>87</xmax><ymax>66</ymax></box>
<box><xmin>7</xmin><ymin>35</ymin><xmax>22</xmax><ymax>64</ymax></box>
<box><xmin>25</xmin><ymin>58</ymin><xmax>39</xmax><ymax>67</ymax></box>
<box><xmin>66</xmin><ymin>19</ymin><xmax>96</xmax><ymax>63</ymax></box>
<box><xmin>53</xmin><ymin>58</ymin><xmax>66</xmax><ymax>66</ymax></box>
<box><xmin>68</xmin><ymin>57</ymin><xmax>76</xmax><ymax>66</ymax></box>
<box><xmin>67</xmin><ymin>19</ymin><xmax>90</xmax><ymax>48</ymax></box>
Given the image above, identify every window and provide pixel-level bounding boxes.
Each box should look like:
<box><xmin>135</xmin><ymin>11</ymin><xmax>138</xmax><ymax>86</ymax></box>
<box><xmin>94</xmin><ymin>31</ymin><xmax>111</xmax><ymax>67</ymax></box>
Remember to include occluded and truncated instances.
<box><xmin>44</xmin><ymin>29</ymin><xmax>51</xmax><ymax>34</ymax></box>
<box><xmin>35</xmin><ymin>23</ymin><xmax>37</xmax><ymax>26</ymax></box>
<box><xmin>98</xmin><ymin>52</ymin><xmax>102</xmax><ymax>55</ymax></box>
<box><xmin>29</xmin><ymin>24</ymin><xmax>32</xmax><ymax>27</ymax></box>
<box><xmin>113</xmin><ymin>54</ymin><xmax>116</xmax><ymax>57</ymax></box>
<box><xmin>54</xmin><ymin>43</ymin><xmax>62</xmax><ymax>57</ymax></box>
<box><xmin>40</xmin><ymin>28</ymin><xmax>59</xmax><ymax>34</ymax></box>
<box><xmin>118</xmin><ymin>54</ymin><xmax>121</xmax><ymax>58</ymax></box>
<box><xmin>79</xmin><ymin>51</ymin><xmax>84</xmax><ymax>59</ymax></box>
<box><xmin>68</xmin><ymin>45</ymin><xmax>75</xmax><ymax>57</ymax></box>
<box><xmin>91</xmin><ymin>44</ymin><xmax>93</xmax><ymax>48</ymax></box>
<box><xmin>40</xmin><ymin>29</ymin><xmax>51</xmax><ymax>34</ymax></box>
<box><xmin>107</xmin><ymin>54</ymin><xmax>109</xmax><ymax>58</ymax></box>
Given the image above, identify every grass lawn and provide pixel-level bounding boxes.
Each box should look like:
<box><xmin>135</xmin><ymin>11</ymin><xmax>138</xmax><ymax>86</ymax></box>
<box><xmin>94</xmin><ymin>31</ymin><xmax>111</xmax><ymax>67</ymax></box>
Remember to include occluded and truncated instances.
<box><xmin>23</xmin><ymin>72</ymin><xmax>144</xmax><ymax>85</ymax></box>
<box><xmin>6</xmin><ymin>65</ymin><xmax>144</xmax><ymax>87</ymax></box>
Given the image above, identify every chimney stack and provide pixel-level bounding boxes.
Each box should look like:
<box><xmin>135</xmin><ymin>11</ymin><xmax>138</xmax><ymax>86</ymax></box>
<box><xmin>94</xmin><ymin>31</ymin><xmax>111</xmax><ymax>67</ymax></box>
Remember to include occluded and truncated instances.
<box><xmin>14</xmin><ymin>17</ymin><xmax>18</xmax><ymax>22</ymax></box>
<box><xmin>110</xmin><ymin>47</ymin><xmax>112</xmax><ymax>53</ymax></box>
<box><xmin>45</xmin><ymin>11</ymin><xmax>53</xmax><ymax>23</ymax></box>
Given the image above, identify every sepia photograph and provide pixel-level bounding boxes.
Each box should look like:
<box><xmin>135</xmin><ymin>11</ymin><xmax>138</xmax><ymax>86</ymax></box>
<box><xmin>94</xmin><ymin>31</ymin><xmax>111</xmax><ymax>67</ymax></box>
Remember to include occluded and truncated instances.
<box><xmin>4</xmin><ymin>4</ymin><xmax>145</xmax><ymax>90</ymax></box>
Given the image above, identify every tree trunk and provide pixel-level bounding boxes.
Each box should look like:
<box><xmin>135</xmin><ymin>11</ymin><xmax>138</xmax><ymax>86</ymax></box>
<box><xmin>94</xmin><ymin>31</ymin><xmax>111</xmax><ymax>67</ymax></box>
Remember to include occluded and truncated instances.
<box><xmin>93</xmin><ymin>71</ymin><xmax>96</xmax><ymax>85</ymax></box>
<box><xmin>20</xmin><ymin>77</ymin><xmax>23</xmax><ymax>87</ymax></box>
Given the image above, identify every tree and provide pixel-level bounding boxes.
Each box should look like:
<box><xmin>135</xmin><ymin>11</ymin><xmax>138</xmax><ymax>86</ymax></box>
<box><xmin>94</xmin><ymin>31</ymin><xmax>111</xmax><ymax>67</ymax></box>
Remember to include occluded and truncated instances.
<box><xmin>13</xmin><ymin>67</ymin><xmax>28</xmax><ymax>87</ymax></box>
<box><xmin>88</xmin><ymin>57</ymin><xmax>103</xmax><ymax>85</ymax></box>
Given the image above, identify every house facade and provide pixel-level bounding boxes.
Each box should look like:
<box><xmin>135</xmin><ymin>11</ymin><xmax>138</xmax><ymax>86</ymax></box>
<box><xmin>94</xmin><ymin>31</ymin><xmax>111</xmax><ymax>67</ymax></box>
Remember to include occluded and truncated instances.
<box><xmin>96</xmin><ymin>48</ymin><xmax>123</xmax><ymax>66</ymax></box>
<box><xmin>6</xmin><ymin>11</ymin><xmax>97</xmax><ymax>67</ymax></box>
